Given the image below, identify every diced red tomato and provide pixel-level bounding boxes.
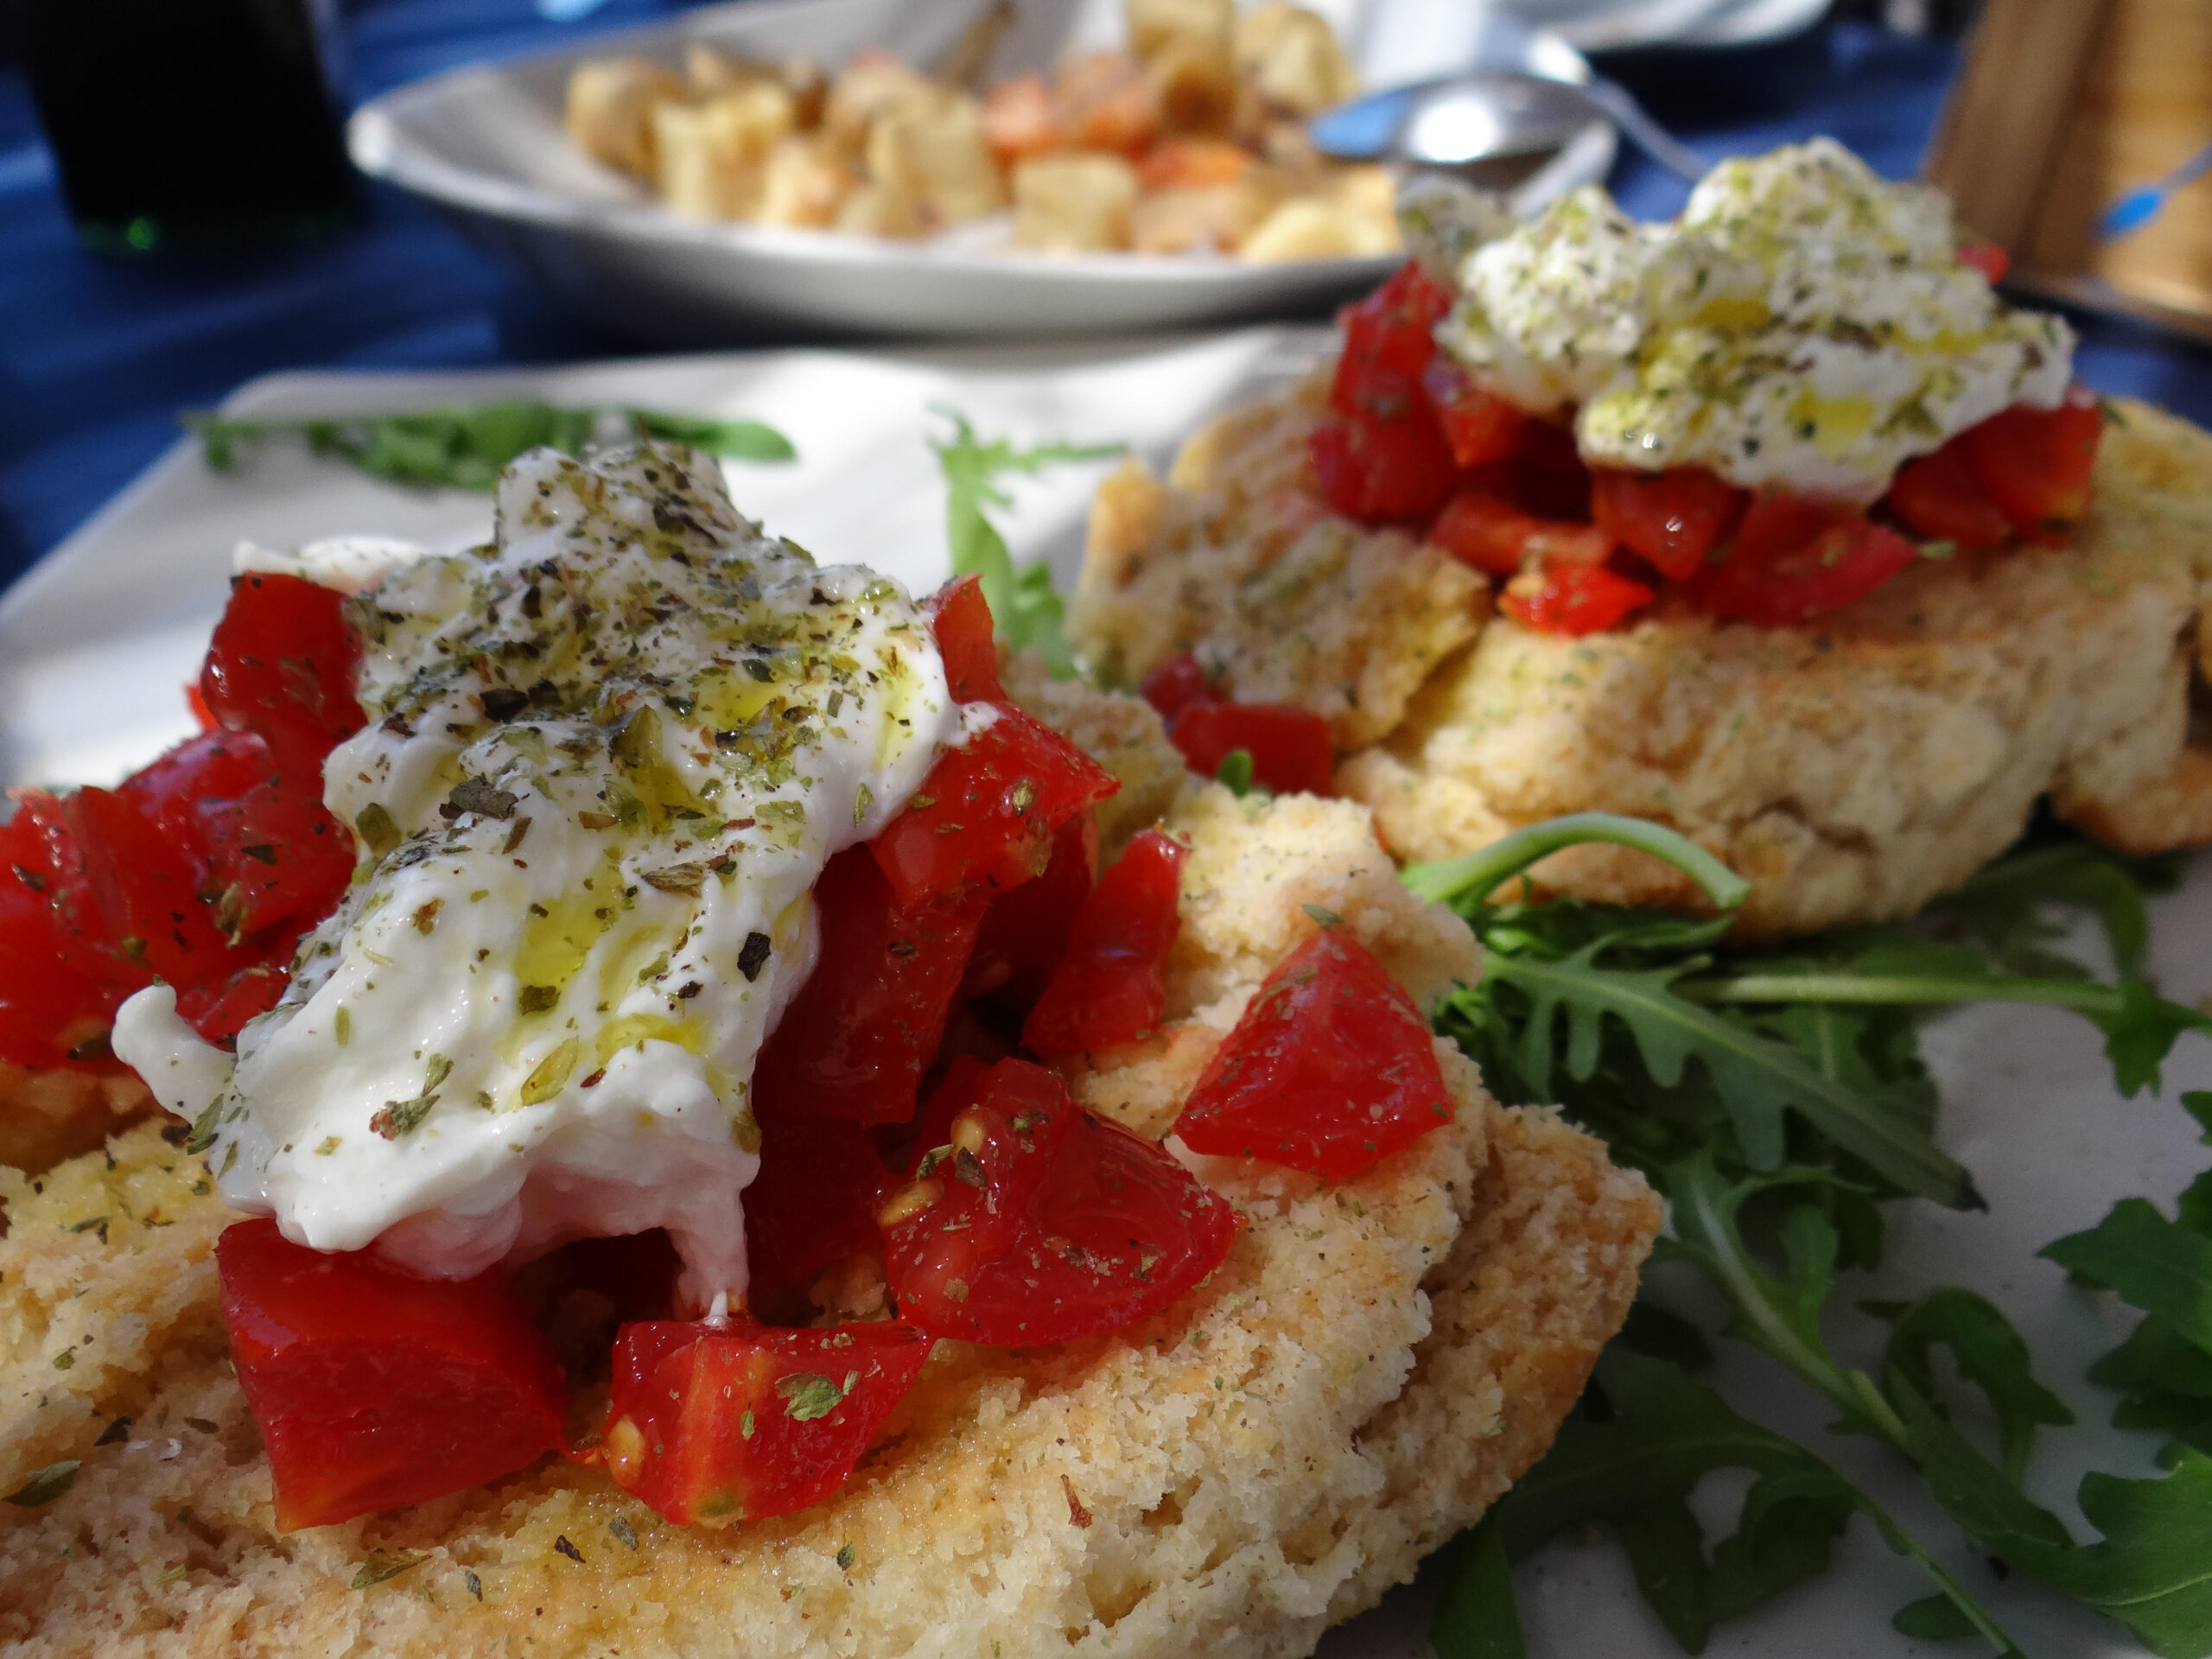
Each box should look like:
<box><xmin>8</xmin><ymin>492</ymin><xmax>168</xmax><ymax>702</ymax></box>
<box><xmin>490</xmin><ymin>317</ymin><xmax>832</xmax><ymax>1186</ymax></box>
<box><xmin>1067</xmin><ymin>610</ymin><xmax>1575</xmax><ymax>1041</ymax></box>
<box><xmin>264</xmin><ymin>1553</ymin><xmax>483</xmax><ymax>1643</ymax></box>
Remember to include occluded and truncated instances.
<box><xmin>880</xmin><ymin>1058</ymin><xmax>1237</xmax><ymax>1345</ymax></box>
<box><xmin>1173</xmin><ymin>928</ymin><xmax>1452</xmax><ymax>1179</ymax></box>
<box><xmin>1958</xmin><ymin>387</ymin><xmax>2102</xmax><ymax>539</ymax></box>
<box><xmin>963</xmin><ymin>812</ymin><xmax>1098</xmax><ymax>1006</ymax></box>
<box><xmin>1503</xmin><ymin>417</ymin><xmax>1599</xmax><ymax>522</ymax></box>
<box><xmin>1957</xmin><ymin>240</ymin><xmax>2010</xmax><ymax>283</ymax></box>
<box><xmin>1588</xmin><ymin>467</ymin><xmax>1748</xmax><ymax>581</ymax></box>
<box><xmin>742</xmin><ymin>1111</ymin><xmax>898</xmax><ymax>1313</ymax></box>
<box><xmin>117</xmin><ymin>729</ymin><xmax>270</xmax><ymax>862</ymax></box>
<box><xmin>867</xmin><ymin>706</ymin><xmax>1117</xmax><ymax>908</ymax></box>
<box><xmin>1885</xmin><ymin>439</ymin><xmax>2012</xmax><ymax>548</ymax></box>
<box><xmin>1421</xmin><ymin>358</ymin><xmax>1530</xmax><ymax>467</ymax></box>
<box><xmin>1330</xmin><ymin>262</ymin><xmax>1454</xmax><ymax>423</ymax></box>
<box><xmin>927</xmin><ymin>574</ymin><xmax>1004</xmax><ymax>704</ymax></box>
<box><xmin>176</xmin><ymin>960</ymin><xmax>289</xmax><ymax>1047</ymax></box>
<box><xmin>1690</xmin><ymin>493</ymin><xmax>1920</xmax><ymax>626</ymax></box>
<box><xmin>0</xmin><ymin>810</ymin><xmax>112</xmax><ymax>1068</ymax></box>
<box><xmin>1023</xmin><ymin>828</ymin><xmax>1185</xmax><ymax>1052</ymax></box>
<box><xmin>198</xmin><ymin>573</ymin><xmax>365</xmax><ymax>772</ymax></box>
<box><xmin>1500</xmin><ymin>563</ymin><xmax>1655</xmax><ymax>636</ymax></box>
<box><xmin>597</xmin><ymin>1317</ymin><xmax>930</xmax><ymax>1527</ymax></box>
<box><xmin>216</xmin><ymin>1217</ymin><xmax>567</xmax><ymax>1531</ymax></box>
<box><xmin>1166</xmin><ymin>700</ymin><xmax>1335</xmax><ymax>796</ymax></box>
<box><xmin>1310</xmin><ymin>411</ymin><xmax>1459</xmax><ymax>523</ymax></box>
<box><xmin>1428</xmin><ymin>489</ymin><xmax>1614</xmax><ymax>577</ymax></box>
<box><xmin>753</xmin><ymin>847</ymin><xmax>988</xmax><ymax>1127</ymax></box>
<box><xmin>32</xmin><ymin>785</ymin><xmax>242</xmax><ymax>990</ymax></box>
<box><xmin>192</xmin><ymin>776</ymin><xmax>357</xmax><ymax>940</ymax></box>
<box><xmin>1139</xmin><ymin>652</ymin><xmax>1211</xmax><ymax>722</ymax></box>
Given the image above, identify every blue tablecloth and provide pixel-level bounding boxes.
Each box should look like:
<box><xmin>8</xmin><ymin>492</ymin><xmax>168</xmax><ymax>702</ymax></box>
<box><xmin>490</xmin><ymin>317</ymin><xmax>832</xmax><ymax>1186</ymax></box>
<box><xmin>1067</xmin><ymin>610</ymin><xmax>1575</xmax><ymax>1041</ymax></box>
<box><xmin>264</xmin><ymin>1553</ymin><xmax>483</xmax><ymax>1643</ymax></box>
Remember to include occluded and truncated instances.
<box><xmin>2</xmin><ymin>3</ymin><xmax>2208</xmax><ymax>594</ymax></box>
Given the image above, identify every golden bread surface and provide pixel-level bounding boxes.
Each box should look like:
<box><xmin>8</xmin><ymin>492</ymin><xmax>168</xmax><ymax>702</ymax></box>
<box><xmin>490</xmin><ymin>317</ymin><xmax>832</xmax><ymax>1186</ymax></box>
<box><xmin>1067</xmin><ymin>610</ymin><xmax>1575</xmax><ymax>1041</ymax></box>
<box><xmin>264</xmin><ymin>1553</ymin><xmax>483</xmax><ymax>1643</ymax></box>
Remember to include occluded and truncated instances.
<box><xmin>0</xmin><ymin>1065</ymin><xmax>153</xmax><ymax>1182</ymax></box>
<box><xmin>0</xmin><ymin>772</ymin><xmax>1658</xmax><ymax>1658</ymax></box>
<box><xmin>1072</xmin><ymin>379</ymin><xmax>2212</xmax><ymax>937</ymax></box>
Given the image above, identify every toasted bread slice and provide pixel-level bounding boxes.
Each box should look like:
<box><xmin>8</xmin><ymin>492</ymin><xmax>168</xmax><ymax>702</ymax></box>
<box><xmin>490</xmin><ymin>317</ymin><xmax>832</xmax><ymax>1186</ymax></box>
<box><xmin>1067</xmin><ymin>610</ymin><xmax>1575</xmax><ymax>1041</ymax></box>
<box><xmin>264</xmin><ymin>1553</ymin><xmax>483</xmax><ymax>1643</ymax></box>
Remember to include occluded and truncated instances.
<box><xmin>0</xmin><ymin>779</ymin><xmax>1657</xmax><ymax>1659</ymax></box>
<box><xmin>1073</xmin><ymin>378</ymin><xmax>2212</xmax><ymax>938</ymax></box>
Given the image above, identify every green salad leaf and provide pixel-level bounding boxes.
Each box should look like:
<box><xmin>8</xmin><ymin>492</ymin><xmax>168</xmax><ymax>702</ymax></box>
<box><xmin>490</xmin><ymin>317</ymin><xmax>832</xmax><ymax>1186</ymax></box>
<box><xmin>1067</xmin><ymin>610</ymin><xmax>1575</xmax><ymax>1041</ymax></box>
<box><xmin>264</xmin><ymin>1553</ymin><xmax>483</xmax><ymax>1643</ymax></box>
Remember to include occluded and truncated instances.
<box><xmin>1419</xmin><ymin>817</ymin><xmax>2212</xmax><ymax>1658</ymax></box>
<box><xmin>927</xmin><ymin>407</ymin><xmax>1121</xmax><ymax>677</ymax></box>
<box><xmin>187</xmin><ymin>399</ymin><xmax>794</xmax><ymax>491</ymax></box>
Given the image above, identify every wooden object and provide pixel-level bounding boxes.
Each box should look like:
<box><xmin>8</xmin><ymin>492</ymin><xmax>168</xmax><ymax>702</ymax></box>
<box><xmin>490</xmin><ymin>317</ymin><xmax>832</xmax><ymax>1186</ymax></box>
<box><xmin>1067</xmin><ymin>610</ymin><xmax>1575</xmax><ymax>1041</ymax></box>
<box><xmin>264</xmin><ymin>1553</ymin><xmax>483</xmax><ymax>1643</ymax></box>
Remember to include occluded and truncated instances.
<box><xmin>1926</xmin><ymin>0</ymin><xmax>2212</xmax><ymax>341</ymax></box>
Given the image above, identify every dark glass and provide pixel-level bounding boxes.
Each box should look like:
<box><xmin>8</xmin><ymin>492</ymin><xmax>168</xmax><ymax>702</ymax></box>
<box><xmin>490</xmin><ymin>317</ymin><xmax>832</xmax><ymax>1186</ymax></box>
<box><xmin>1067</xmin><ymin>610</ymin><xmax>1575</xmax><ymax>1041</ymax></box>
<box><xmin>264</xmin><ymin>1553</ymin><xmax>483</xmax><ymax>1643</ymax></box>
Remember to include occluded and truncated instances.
<box><xmin>23</xmin><ymin>0</ymin><xmax>355</xmax><ymax>255</ymax></box>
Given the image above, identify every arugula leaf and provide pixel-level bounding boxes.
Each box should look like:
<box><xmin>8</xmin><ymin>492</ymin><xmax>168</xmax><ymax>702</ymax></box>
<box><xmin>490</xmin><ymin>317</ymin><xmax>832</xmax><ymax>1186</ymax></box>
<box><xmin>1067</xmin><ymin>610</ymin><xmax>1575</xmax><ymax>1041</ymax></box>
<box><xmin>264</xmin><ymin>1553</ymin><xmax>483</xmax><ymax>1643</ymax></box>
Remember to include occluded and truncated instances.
<box><xmin>1466</xmin><ymin>939</ymin><xmax>1980</xmax><ymax>1207</ymax></box>
<box><xmin>2045</xmin><ymin>1200</ymin><xmax>2212</xmax><ymax>1365</ymax></box>
<box><xmin>1895</xmin><ymin>1382</ymin><xmax>2212</xmax><ymax>1659</ymax></box>
<box><xmin>1429</xmin><ymin>1514</ymin><xmax>1527</xmax><ymax>1659</ymax></box>
<box><xmin>1929</xmin><ymin>834</ymin><xmax>2183</xmax><ymax>980</ymax></box>
<box><xmin>1419</xmin><ymin>813</ymin><xmax>2212</xmax><ymax>1656</ymax></box>
<box><xmin>1862</xmin><ymin>1288</ymin><xmax>2075</xmax><ymax>1480</ymax></box>
<box><xmin>927</xmin><ymin>406</ymin><xmax>1121</xmax><ymax>677</ymax></box>
<box><xmin>187</xmin><ymin>399</ymin><xmax>793</xmax><ymax>491</ymax></box>
<box><xmin>1478</xmin><ymin>1351</ymin><xmax>2023</xmax><ymax>1656</ymax></box>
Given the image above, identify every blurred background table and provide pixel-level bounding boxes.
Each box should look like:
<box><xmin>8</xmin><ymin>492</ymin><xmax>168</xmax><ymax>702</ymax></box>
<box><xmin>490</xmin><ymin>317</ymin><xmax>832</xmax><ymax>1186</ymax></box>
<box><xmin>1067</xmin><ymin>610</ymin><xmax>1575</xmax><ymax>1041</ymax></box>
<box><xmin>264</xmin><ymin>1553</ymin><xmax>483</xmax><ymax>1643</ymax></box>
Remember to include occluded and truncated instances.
<box><xmin>2</xmin><ymin>0</ymin><xmax>2208</xmax><ymax>594</ymax></box>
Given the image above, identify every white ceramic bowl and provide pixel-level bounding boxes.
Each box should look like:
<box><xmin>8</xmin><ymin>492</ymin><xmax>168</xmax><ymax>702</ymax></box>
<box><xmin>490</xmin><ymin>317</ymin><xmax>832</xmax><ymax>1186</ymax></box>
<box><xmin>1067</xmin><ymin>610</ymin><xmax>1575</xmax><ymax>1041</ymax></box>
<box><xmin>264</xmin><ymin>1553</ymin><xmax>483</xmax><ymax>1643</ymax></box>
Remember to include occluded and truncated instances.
<box><xmin>345</xmin><ymin>0</ymin><xmax>1614</xmax><ymax>343</ymax></box>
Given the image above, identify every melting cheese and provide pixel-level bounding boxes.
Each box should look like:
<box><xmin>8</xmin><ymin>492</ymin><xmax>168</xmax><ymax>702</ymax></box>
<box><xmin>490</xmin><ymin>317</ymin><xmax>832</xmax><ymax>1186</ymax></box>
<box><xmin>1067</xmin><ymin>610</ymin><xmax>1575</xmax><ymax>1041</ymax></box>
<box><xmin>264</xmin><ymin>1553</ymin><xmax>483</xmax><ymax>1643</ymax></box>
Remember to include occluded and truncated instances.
<box><xmin>1433</xmin><ymin>138</ymin><xmax>2075</xmax><ymax>501</ymax></box>
<box><xmin>116</xmin><ymin>443</ymin><xmax>973</xmax><ymax>1310</ymax></box>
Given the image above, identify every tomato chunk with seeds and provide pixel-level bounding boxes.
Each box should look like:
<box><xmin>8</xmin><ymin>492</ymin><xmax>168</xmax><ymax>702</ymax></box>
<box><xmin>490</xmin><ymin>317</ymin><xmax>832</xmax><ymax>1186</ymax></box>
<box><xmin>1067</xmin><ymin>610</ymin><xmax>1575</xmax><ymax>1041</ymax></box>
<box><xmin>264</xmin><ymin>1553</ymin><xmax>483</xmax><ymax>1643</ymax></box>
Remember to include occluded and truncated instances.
<box><xmin>753</xmin><ymin>847</ymin><xmax>987</xmax><ymax>1127</ymax></box>
<box><xmin>1138</xmin><ymin>652</ymin><xmax>1211</xmax><ymax>722</ymax></box>
<box><xmin>1421</xmin><ymin>358</ymin><xmax>1529</xmax><ymax>467</ymax></box>
<box><xmin>927</xmin><ymin>574</ymin><xmax>1004</xmax><ymax>704</ymax></box>
<box><xmin>0</xmin><ymin>812</ymin><xmax>112</xmax><ymax>1069</ymax></box>
<box><xmin>216</xmin><ymin>1217</ymin><xmax>567</xmax><ymax>1531</ymax></box>
<box><xmin>176</xmin><ymin>960</ymin><xmax>289</xmax><ymax>1047</ymax></box>
<box><xmin>881</xmin><ymin>1058</ymin><xmax>1237</xmax><ymax>1345</ymax></box>
<box><xmin>598</xmin><ymin>1318</ymin><xmax>930</xmax><ymax>1526</ymax></box>
<box><xmin>199</xmin><ymin>572</ymin><xmax>365</xmax><ymax>770</ymax></box>
<box><xmin>743</xmin><ymin>1111</ymin><xmax>898</xmax><ymax>1316</ymax></box>
<box><xmin>1429</xmin><ymin>489</ymin><xmax>1614</xmax><ymax>577</ymax></box>
<box><xmin>1959</xmin><ymin>388</ymin><xmax>2102</xmax><ymax>539</ymax></box>
<box><xmin>1500</xmin><ymin>563</ymin><xmax>1654</xmax><ymax>636</ymax></box>
<box><xmin>1885</xmin><ymin>439</ymin><xmax>2012</xmax><ymax>548</ymax></box>
<box><xmin>1957</xmin><ymin>240</ymin><xmax>2010</xmax><ymax>283</ymax></box>
<box><xmin>868</xmin><ymin>706</ymin><xmax>1116</xmax><ymax>908</ymax></box>
<box><xmin>1690</xmin><ymin>493</ymin><xmax>1919</xmax><ymax>625</ymax></box>
<box><xmin>1166</xmin><ymin>700</ymin><xmax>1334</xmax><ymax>796</ymax></box>
<box><xmin>1329</xmin><ymin>262</ymin><xmax>1453</xmax><ymax>424</ymax></box>
<box><xmin>1588</xmin><ymin>467</ymin><xmax>1747</xmax><ymax>581</ymax></box>
<box><xmin>1310</xmin><ymin>410</ymin><xmax>1459</xmax><ymax>523</ymax></box>
<box><xmin>963</xmin><ymin>812</ymin><xmax>1098</xmax><ymax>1007</ymax></box>
<box><xmin>1174</xmin><ymin>929</ymin><xmax>1452</xmax><ymax>1179</ymax></box>
<box><xmin>1023</xmin><ymin>828</ymin><xmax>1185</xmax><ymax>1052</ymax></box>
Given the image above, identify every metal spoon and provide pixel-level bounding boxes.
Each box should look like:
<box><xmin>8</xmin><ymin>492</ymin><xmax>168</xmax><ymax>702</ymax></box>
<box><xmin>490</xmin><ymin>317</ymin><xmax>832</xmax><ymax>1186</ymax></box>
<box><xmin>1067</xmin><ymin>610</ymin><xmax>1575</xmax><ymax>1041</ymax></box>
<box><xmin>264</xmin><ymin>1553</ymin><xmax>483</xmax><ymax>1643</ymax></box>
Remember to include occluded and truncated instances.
<box><xmin>1311</xmin><ymin>71</ymin><xmax>1707</xmax><ymax>184</ymax></box>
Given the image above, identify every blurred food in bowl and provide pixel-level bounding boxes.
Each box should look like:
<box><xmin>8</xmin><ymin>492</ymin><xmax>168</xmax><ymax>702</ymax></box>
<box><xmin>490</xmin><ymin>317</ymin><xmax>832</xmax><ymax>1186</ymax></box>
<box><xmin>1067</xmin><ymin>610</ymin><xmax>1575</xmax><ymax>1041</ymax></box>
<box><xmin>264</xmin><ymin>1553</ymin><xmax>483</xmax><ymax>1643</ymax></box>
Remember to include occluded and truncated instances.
<box><xmin>563</xmin><ymin>0</ymin><xmax>1400</xmax><ymax>260</ymax></box>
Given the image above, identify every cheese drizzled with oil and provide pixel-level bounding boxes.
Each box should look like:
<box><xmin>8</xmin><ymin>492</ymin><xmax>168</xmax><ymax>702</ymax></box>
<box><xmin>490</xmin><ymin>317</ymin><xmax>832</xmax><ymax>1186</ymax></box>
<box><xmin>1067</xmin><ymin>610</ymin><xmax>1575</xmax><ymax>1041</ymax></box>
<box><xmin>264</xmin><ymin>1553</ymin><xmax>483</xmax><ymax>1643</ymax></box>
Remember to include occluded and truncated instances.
<box><xmin>116</xmin><ymin>444</ymin><xmax>972</xmax><ymax>1309</ymax></box>
<box><xmin>1433</xmin><ymin>139</ymin><xmax>2075</xmax><ymax>501</ymax></box>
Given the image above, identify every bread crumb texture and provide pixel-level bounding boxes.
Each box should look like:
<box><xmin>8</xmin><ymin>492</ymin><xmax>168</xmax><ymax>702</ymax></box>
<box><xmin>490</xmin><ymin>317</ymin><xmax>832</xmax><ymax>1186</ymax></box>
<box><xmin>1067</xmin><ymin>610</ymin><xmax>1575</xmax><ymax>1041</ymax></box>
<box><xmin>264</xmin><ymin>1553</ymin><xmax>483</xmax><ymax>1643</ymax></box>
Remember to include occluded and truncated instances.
<box><xmin>0</xmin><ymin>791</ymin><xmax>1657</xmax><ymax>1659</ymax></box>
<box><xmin>1072</xmin><ymin>384</ymin><xmax>2212</xmax><ymax>938</ymax></box>
<box><xmin>1070</xmin><ymin>373</ymin><xmax>1489</xmax><ymax>751</ymax></box>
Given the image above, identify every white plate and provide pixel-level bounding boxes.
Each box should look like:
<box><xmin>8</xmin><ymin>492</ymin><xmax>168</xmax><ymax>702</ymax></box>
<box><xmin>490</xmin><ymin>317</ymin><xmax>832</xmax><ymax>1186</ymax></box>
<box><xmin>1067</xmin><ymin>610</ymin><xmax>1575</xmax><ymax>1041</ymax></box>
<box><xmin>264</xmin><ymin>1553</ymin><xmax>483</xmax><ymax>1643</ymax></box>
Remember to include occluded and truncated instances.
<box><xmin>345</xmin><ymin>0</ymin><xmax>1615</xmax><ymax>343</ymax></box>
<box><xmin>0</xmin><ymin>340</ymin><xmax>2196</xmax><ymax>1659</ymax></box>
<box><xmin>1483</xmin><ymin>0</ymin><xmax>1830</xmax><ymax>52</ymax></box>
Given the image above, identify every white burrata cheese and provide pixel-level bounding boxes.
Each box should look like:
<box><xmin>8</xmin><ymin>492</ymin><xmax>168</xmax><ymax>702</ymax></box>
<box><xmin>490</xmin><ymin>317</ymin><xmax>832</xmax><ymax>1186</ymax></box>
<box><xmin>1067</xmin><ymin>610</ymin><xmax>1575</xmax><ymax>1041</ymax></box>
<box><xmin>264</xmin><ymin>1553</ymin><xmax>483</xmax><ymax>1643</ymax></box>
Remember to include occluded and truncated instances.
<box><xmin>115</xmin><ymin>443</ymin><xmax>972</xmax><ymax>1311</ymax></box>
<box><xmin>1433</xmin><ymin>138</ymin><xmax>2076</xmax><ymax>501</ymax></box>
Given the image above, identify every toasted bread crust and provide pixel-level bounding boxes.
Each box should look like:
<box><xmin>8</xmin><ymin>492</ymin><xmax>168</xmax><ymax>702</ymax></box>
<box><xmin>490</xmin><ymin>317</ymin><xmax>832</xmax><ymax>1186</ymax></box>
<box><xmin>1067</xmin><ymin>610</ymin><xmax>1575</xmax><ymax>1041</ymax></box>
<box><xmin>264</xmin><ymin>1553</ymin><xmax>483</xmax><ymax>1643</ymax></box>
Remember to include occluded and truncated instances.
<box><xmin>1072</xmin><ymin>384</ymin><xmax>2212</xmax><ymax>938</ymax></box>
<box><xmin>0</xmin><ymin>1065</ymin><xmax>154</xmax><ymax>1179</ymax></box>
<box><xmin>0</xmin><ymin>782</ymin><xmax>1657</xmax><ymax>1659</ymax></box>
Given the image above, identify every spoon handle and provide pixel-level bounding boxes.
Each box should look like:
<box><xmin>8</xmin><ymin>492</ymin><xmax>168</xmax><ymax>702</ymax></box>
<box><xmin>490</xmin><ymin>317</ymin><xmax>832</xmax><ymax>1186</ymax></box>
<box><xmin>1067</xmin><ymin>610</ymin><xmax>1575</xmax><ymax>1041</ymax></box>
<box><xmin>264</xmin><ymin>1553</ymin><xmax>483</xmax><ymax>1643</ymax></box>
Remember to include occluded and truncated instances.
<box><xmin>1579</xmin><ymin>78</ymin><xmax>1708</xmax><ymax>183</ymax></box>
